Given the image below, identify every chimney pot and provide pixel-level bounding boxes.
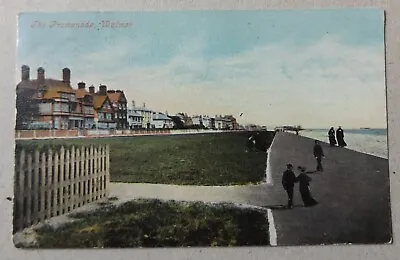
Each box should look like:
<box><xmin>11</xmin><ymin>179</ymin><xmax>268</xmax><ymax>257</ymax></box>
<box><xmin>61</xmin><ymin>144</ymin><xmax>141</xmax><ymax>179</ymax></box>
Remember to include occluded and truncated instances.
<box><xmin>37</xmin><ymin>67</ymin><xmax>45</xmax><ymax>85</ymax></box>
<box><xmin>78</xmin><ymin>82</ymin><xmax>86</xmax><ymax>89</ymax></box>
<box><xmin>62</xmin><ymin>68</ymin><xmax>71</xmax><ymax>83</ymax></box>
<box><xmin>89</xmin><ymin>85</ymin><xmax>95</xmax><ymax>94</ymax></box>
<box><xmin>99</xmin><ymin>85</ymin><xmax>107</xmax><ymax>95</ymax></box>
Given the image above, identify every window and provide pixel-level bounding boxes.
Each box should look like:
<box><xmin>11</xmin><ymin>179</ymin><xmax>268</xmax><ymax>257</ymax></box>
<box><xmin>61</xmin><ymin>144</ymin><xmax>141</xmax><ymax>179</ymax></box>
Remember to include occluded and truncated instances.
<box><xmin>39</xmin><ymin>103</ymin><xmax>51</xmax><ymax>113</ymax></box>
<box><xmin>106</xmin><ymin>113</ymin><xmax>112</xmax><ymax>120</ymax></box>
<box><xmin>53</xmin><ymin>103</ymin><xmax>61</xmax><ymax>112</ymax></box>
<box><xmin>61</xmin><ymin>104</ymin><xmax>69</xmax><ymax>112</ymax></box>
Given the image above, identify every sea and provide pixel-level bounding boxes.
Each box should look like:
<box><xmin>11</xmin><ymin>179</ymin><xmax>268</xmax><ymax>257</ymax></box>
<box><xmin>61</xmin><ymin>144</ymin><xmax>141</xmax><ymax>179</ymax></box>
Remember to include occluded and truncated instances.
<box><xmin>300</xmin><ymin>128</ymin><xmax>388</xmax><ymax>159</ymax></box>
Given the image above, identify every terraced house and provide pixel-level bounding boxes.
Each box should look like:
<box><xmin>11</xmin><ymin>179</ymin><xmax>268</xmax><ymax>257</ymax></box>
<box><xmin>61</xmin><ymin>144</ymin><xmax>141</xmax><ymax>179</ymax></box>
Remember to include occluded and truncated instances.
<box><xmin>90</xmin><ymin>85</ymin><xmax>117</xmax><ymax>130</ymax></box>
<box><xmin>107</xmin><ymin>89</ymin><xmax>128</xmax><ymax>129</ymax></box>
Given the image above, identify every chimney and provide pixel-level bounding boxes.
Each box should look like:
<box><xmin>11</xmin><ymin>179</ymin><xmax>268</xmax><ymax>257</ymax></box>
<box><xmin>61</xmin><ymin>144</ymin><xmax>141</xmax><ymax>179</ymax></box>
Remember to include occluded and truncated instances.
<box><xmin>132</xmin><ymin>100</ymin><xmax>136</xmax><ymax>107</ymax></box>
<box><xmin>37</xmin><ymin>67</ymin><xmax>45</xmax><ymax>85</ymax></box>
<box><xmin>78</xmin><ymin>81</ymin><xmax>86</xmax><ymax>89</ymax></box>
<box><xmin>89</xmin><ymin>85</ymin><xmax>95</xmax><ymax>94</ymax></box>
<box><xmin>99</xmin><ymin>84</ymin><xmax>107</xmax><ymax>95</ymax></box>
<box><xmin>21</xmin><ymin>65</ymin><xmax>30</xmax><ymax>81</ymax></box>
<box><xmin>62</xmin><ymin>68</ymin><xmax>71</xmax><ymax>83</ymax></box>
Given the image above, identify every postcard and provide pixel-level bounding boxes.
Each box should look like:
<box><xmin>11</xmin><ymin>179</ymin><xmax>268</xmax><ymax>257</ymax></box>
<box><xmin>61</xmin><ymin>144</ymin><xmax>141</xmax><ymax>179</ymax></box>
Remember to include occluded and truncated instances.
<box><xmin>13</xmin><ymin>9</ymin><xmax>391</xmax><ymax>248</ymax></box>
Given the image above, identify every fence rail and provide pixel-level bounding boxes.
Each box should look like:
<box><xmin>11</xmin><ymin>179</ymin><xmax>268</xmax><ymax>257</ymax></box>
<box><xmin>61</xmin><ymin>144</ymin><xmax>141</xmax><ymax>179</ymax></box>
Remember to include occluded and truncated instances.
<box><xmin>13</xmin><ymin>145</ymin><xmax>110</xmax><ymax>233</ymax></box>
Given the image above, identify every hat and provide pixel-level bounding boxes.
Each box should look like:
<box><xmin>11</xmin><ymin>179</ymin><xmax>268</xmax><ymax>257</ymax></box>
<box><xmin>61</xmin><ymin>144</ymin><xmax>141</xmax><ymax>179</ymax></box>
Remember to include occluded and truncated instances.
<box><xmin>297</xmin><ymin>166</ymin><xmax>306</xmax><ymax>172</ymax></box>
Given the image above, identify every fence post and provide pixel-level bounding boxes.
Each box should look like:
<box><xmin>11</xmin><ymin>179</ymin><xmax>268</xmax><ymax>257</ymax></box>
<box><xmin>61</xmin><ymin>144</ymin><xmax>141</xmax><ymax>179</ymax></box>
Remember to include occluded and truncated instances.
<box><xmin>53</xmin><ymin>150</ymin><xmax>60</xmax><ymax>216</ymax></box>
<box><xmin>65</xmin><ymin>147</ymin><xmax>71</xmax><ymax>212</ymax></box>
<box><xmin>26</xmin><ymin>153</ymin><xmax>32</xmax><ymax>226</ymax></box>
<box><xmin>70</xmin><ymin>146</ymin><xmax>76</xmax><ymax>210</ymax></box>
<box><xmin>105</xmin><ymin>145</ymin><xmax>110</xmax><ymax>197</ymax></box>
<box><xmin>75</xmin><ymin>148</ymin><xmax>81</xmax><ymax>207</ymax></box>
<box><xmin>40</xmin><ymin>152</ymin><xmax>46</xmax><ymax>221</ymax></box>
<box><xmin>84</xmin><ymin>146</ymin><xmax>90</xmax><ymax>204</ymax></box>
<box><xmin>61</xmin><ymin>147</ymin><xmax>67</xmax><ymax>214</ymax></box>
<box><xmin>81</xmin><ymin>146</ymin><xmax>86</xmax><ymax>206</ymax></box>
<box><xmin>58</xmin><ymin>146</ymin><xmax>66</xmax><ymax>214</ymax></box>
<box><xmin>100</xmin><ymin>146</ymin><xmax>104</xmax><ymax>198</ymax></box>
<box><xmin>94</xmin><ymin>146</ymin><xmax>98</xmax><ymax>200</ymax></box>
<box><xmin>17</xmin><ymin>150</ymin><xmax>25</xmax><ymax>231</ymax></box>
<box><xmin>89</xmin><ymin>146</ymin><xmax>94</xmax><ymax>202</ymax></box>
<box><xmin>46</xmin><ymin>149</ymin><xmax>53</xmax><ymax>219</ymax></box>
<box><xmin>33</xmin><ymin>150</ymin><xmax>40</xmax><ymax>224</ymax></box>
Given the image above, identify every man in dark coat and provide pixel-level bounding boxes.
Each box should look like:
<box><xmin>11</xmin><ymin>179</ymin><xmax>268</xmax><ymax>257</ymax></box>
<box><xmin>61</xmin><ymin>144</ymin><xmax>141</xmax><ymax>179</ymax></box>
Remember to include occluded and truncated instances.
<box><xmin>282</xmin><ymin>164</ymin><xmax>298</xmax><ymax>209</ymax></box>
<box><xmin>313</xmin><ymin>140</ymin><xmax>325</xmax><ymax>172</ymax></box>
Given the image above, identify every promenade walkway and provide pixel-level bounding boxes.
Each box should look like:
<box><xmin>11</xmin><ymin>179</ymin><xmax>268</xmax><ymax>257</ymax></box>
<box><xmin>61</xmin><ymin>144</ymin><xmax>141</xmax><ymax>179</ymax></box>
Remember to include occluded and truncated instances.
<box><xmin>267</xmin><ymin>132</ymin><xmax>391</xmax><ymax>245</ymax></box>
<box><xmin>108</xmin><ymin>132</ymin><xmax>392</xmax><ymax>246</ymax></box>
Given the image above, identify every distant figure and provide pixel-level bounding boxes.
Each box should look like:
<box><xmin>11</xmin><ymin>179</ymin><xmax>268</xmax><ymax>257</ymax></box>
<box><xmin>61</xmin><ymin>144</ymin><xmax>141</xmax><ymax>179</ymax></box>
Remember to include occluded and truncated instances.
<box><xmin>246</xmin><ymin>134</ymin><xmax>256</xmax><ymax>152</ymax></box>
<box><xmin>328</xmin><ymin>127</ymin><xmax>337</xmax><ymax>147</ymax></box>
<box><xmin>336</xmin><ymin>126</ymin><xmax>347</xmax><ymax>147</ymax></box>
<box><xmin>313</xmin><ymin>140</ymin><xmax>324</xmax><ymax>172</ymax></box>
<box><xmin>282</xmin><ymin>164</ymin><xmax>298</xmax><ymax>209</ymax></box>
<box><xmin>297</xmin><ymin>166</ymin><xmax>319</xmax><ymax>207</ymax></box>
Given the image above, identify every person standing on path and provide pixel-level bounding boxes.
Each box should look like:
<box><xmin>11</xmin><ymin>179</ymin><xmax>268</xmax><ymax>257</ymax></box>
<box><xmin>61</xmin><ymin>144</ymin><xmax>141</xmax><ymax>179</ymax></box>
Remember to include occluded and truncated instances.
<box><xmin>282</xmin><ymin>164</ymin><xmax>298</xmax><ymax>209</ymax></box>
<box><xmin>313</xmin><ymin>140</ymin><xmax>325</xmax><ymax>172</ymax></box>
<box><xmin>336</xmin><ymin>126</ymin><xmax>347</xmax><ymax>147</ymax></box>
<box><xmin>328</xmin><ymin>127</ymin><xmax>337</xmax><ymax>147</ymax></box>
<box><xmin>297</xmin><ymin>166</ymin><xmax>319</xmax><ymax>207</ymax></box>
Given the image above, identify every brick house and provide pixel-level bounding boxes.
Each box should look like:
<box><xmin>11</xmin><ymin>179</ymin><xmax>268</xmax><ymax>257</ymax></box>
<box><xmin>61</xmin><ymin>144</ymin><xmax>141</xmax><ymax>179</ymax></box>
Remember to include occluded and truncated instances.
<box><xmin>107</xmin><ymin>89</ymin><xmax>128</xmax><ymax>129</ymax></box>
<box><xmin>16</xmin><ymin>66</ymin><xmax>95</xmax><ymax>130</ymax></box>
<box><xmin>90</xmin><ymin>85</ymin><xmax>116</xmax><ymax>129</ymax></box>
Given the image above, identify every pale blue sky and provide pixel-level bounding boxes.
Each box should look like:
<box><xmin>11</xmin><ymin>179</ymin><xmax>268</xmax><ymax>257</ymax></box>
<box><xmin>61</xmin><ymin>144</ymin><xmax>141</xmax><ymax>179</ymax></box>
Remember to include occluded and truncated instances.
<box><xmin>17</xmin><ymin>9</ymin><xmax>386</xmax><ymax>128</ymax></box>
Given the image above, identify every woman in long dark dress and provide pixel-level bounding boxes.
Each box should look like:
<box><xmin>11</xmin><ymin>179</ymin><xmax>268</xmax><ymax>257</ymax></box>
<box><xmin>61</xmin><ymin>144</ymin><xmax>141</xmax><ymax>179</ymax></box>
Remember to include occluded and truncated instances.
<box><xmin>297</xmin><ymin>166</ymin><xmax>319</xmax><ymax>207</ymax></box>
<box><xmin>328</xmin><ymin>127</ymin><xmax>337</xmax><ymax>147</ymax></box>
<box><xmin>336</xmin><ymin>126</ymin><xmax>347</xmax><ymax>147</ymax></box>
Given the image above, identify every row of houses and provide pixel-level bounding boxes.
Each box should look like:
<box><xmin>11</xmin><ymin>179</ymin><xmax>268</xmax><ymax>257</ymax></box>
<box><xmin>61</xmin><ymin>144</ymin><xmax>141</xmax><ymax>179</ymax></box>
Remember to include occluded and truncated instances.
<box><xmin>16</xmin><ymin>66</ymin><xmax>240</xmax><ymax>131</ymax></box>
<box><xmin>16</xmin><ymin>66</ymin><xmax>128</xmax><ymax>130</ymax></box>
<box><xmin>127</xmin><ymin>104</ymin><xmax>239</xmax><ymax>130</ymax></box>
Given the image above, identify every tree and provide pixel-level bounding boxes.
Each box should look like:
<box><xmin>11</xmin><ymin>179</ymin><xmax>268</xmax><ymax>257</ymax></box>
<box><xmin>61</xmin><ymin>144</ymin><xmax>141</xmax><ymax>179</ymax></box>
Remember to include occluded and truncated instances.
<box><xmin>15</xmin><ymin>89</ymin><xmax>39</xmax><ymax>130</ymax></box>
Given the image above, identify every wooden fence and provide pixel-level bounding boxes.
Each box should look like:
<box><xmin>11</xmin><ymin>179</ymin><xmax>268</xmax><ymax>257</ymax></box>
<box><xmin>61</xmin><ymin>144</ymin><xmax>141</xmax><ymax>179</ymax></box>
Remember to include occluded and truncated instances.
<box><xmin>13</xmin><ymin>145</ymin><xmax>110</xmax><ymax>233</ymax></box>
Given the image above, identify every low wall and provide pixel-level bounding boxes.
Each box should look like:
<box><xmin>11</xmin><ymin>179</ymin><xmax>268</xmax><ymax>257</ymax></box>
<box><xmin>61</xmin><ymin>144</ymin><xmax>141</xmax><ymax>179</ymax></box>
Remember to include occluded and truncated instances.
<box><xmin>15</xmin><ymin>129</ymin><xmax>241</xmax><ymax>140</ymax></box>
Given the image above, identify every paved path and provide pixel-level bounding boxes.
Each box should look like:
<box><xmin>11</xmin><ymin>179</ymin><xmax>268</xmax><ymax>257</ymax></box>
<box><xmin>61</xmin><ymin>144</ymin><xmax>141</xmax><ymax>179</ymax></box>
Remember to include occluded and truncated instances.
<box><xmin>109</xmin><ymin>182</ymin><xmax>277</xmax><ymax>207</ymax></box>
<box><xmin>108</xmin><ymin>131</ymin><xmax>392</xmax><ymax>246</ymax></box>
<box><xmin>267</xmin><ymin>132</ymin><xmax>391</xmax><ymax>245</ymax></box>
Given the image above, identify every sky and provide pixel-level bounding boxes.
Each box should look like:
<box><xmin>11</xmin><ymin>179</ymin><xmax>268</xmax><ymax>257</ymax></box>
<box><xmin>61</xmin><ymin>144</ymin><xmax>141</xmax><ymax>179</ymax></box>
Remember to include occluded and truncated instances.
<box><xmin>17</xmin><ymin>9</ymin><xmax>386</xmax><ymax>128</ymax></box>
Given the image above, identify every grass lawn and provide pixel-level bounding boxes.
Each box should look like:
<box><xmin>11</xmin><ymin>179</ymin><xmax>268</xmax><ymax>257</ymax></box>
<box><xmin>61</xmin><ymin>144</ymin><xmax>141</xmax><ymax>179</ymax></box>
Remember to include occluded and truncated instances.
<box><xmin>15</xmin><ymin>131</ymin><xmax>274</xmax><ymax>185</ymax></box>
<box><xmin>30</xmin><ymin>198</ymin><xmax>269</xmax><ymax>248</ymax></box>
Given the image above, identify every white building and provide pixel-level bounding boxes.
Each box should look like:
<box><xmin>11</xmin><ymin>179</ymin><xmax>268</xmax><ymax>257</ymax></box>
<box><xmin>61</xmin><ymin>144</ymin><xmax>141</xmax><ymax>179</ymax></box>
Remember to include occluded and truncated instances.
<box><xmin>127</xmin><ymin>108</ymin><xmax>144</xmax><ymax>129</ymax></box>
<box><xmin>191</xmin><ymin>115</ymin><xmax>212</xmax><ymax>129</ymax></box>
<box><xmin>129</xmin><ymin>101</ymin><xmax>153</xmax><ymax>129</ymax></box>
<box><xmin>152</xmin><ymin>112</ymin><xmax>174</xmax><ymax>129</ymax></box>
<box><xmin>214</xmin><ymin>115</ymin><xmax>230</xmax><ymax>130</ymax></box>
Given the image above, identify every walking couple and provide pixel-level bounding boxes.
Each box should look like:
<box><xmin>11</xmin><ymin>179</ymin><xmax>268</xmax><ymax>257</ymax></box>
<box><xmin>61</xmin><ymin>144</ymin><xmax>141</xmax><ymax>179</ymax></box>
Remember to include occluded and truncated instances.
<box><xmin>282</xmin><ymin>164</ymin><xmax>318</xmax><ymax>209</ymax></box>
